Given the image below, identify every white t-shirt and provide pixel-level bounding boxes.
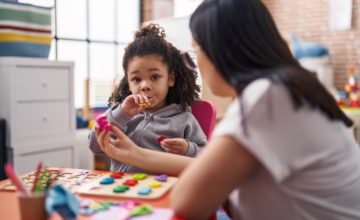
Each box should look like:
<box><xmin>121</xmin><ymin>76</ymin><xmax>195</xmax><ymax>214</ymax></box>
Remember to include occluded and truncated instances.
<box><xmin>214</xmin><ymin>79</ymin><xmax>360</xmax><ymax>220</ymax></box>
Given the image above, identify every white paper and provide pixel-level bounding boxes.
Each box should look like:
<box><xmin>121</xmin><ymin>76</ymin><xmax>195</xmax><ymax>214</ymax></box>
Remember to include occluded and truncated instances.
<box><xmin>329</xmin><ymin>0</ymin><xmax>352</xmax><ymax>31</ymax></box>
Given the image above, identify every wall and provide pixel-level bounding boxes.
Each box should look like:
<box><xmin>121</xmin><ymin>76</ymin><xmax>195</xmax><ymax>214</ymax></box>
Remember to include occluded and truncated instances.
<box><xmin>142</xmin><ymin>0</ymin><xmax>153</xmax><ymax>22</ymax></box>
<box><xmin>142</xmin><ymin>0</ymin><xmax>173</xmax><ymax>22</ymax></box>
<box><xmin>263</xmin><ymin>0</ymin><xmax>360</xmax><ymax>89</ymax></box>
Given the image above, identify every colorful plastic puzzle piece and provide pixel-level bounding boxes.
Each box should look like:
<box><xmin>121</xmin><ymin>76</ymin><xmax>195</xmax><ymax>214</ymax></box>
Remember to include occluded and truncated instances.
<box><xmin>132</xmin><ymin>173</ymin><xmax>148</xmax><ymax>180</ymax></box>
<box><xmin>110</xmin><ymin>172</ymin><xmax>124</xmax><ymax>179</ymax></box>
<box><xmin>123</xmin><ymin>179</ymin><xmax>138</xmax><ymax>186</ymax></box>
<box><xmin>149</xmin><ymin>180</ymin><xmax>162</xmax><ymax>188</ymax></box>
<box><xmin>122</xmin><ymin>200</ymin><xmax>140</xmax><ymax>210</ymax></box>
<box><xmin>96</xmin><ymin>115</ymin><xmax>111</xmax><ymax>132</ymax></box>
<box><xmin>138</xmin><ymin>187</ymin><xmax>152</xmax><ymax>195</ymax></box>
<box><xmin>99</xmin><ymin>177</ymin><xmax>115</xmax><ymax>185</ymax></box>
<box><xmin>155</xmin><ymin>174</ymin><xmax>167</xmax><ymax>182</ymax></box>
<box><xmin>157</xmin><ymin>135</ymin><xmax>166</xmax><ymax>143</ymax></box>
<box><xmin>129</xmin><ymin>205</ymin><xmax>153</xmax><ymax>217</ymax></box>
<box><xmin>113</xmin><ymin>185</ymin><xmax>130</xmax><ymax>193</ymax></box>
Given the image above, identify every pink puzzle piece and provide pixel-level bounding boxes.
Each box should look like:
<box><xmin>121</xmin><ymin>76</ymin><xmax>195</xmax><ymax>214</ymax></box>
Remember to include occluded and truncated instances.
<box><xmin>96</xmin><ymin>115</ymin><xmax>111</xmax><ymax>132</ymax></box>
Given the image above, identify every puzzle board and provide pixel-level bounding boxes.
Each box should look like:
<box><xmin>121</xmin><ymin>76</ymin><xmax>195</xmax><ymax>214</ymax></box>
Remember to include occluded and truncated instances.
<box><xmin>77</xmin><ymin>173</ymin><xmax>177</xmax><ymax>199</ymax></box>
<box><xmin>0</xmin><ymin>169</ymin><xmax>104</xmax><ymax>193</ymax></box>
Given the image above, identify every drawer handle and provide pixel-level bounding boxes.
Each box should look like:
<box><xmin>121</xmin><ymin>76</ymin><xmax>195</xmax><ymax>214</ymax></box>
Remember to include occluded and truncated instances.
<box><xmin>42</xmin><ymin>82</ymin><xmax>48</xmax><ymax>88</ymax></box>
<box><xmin>43</xmin><ymin>116</ymin><xmax>48</xmax><ymax>122</ymax></box>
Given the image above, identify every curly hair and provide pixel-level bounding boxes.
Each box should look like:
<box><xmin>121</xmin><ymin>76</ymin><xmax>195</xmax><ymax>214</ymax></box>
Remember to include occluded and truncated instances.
<box><xmin>108</xmin><ymin>24</ymin><xmax>201</xmax><ymax>111</ymax></box>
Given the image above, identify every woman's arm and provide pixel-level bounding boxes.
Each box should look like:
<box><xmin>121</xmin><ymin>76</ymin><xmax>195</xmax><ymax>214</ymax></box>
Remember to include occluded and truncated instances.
<box><xmin>97</xmin><ymin>124</ymin><xmax>193</xmax><ymax>176</ymax></box>
<box><xmin>170</xmin><ymin>135</ymin><xmax>260</xmax><ymax>220</ymax></box>
<box><xmin>132</xmin><ymin>147</ymin><xmax>193</xmax><ymax>176</ymax></box>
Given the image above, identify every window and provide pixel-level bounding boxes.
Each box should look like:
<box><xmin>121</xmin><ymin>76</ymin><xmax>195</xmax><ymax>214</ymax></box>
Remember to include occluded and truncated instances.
<box><xmin>19</xmin><ymin>0</ymin><xmax>140</xmax><ymax>108</ymax></box>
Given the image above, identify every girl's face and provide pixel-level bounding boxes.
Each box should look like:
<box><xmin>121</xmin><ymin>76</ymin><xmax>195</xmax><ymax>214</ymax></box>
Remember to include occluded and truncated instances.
<box><xmin>127</xmin><ymin>55</ymin><xmax>175</xmax><ymax>112</ymax></box>
<box><xmin>192</xmin><ymin>39</ymin><xmax>236</xmax><ymax>98</ymax></box>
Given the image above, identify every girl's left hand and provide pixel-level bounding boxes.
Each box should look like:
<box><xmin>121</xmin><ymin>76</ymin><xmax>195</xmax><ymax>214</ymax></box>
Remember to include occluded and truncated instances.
<box><xmin>96</xmin><ymin>124</ymin><xmax>139</xmax><ymax>163</ymax></box>
<box><xmin>160</xmin><ymin>138</ymin><xmax>189</xmax><ymax>155</ymax></box>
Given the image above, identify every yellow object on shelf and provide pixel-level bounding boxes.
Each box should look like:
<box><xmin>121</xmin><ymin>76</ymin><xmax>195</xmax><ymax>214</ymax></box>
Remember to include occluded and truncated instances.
<box><xmin>88</xmin><ymin>120</ymin><xmax>96</xmax><ymax>129</ymax></box>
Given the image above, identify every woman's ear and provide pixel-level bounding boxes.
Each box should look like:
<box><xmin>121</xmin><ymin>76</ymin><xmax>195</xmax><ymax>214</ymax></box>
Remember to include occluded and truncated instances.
<box><xmin>169</xmin><ymin>72</ymin><xmax>175</xmax><ymax>87</ymax></box>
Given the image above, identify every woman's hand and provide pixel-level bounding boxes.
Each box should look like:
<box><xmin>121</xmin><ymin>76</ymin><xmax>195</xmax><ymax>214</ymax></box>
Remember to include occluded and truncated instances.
<box><xmin>121</xmin><ymin>94</ymin><xmax>150</xmax><ymax>116</ymax></box>
<box><xmin>96</xmin><ymin>124</ymin><xmax>139</xmax><ymax>163</ymax></box>
<box><xmin>160</xmin><ymin>138</ymin><xmax>189</xmax><ymax>155</ymax></box>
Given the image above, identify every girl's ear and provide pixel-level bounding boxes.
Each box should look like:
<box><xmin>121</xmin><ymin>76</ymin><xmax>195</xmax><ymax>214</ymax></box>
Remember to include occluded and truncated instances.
<box><xmin>169</xmin><ymin>72</ymin><xmax>175</xmax><ymax>87</ymax></box>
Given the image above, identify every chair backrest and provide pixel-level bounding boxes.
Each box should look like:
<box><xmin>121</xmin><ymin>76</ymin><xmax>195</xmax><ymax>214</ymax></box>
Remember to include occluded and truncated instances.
<box><xmin>191</xmin><ymin>100</ymin><xmax>217</xmax><ymax>140</ymax></box>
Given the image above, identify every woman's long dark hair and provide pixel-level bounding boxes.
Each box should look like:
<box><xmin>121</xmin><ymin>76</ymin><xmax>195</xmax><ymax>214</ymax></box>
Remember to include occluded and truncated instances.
<box><xmin>108</xmin><ymin>24</ymin><xmax>200</xmax><ymax>111</ymax></box>
<box><xmin>190</xmin><ymin>0</ymin><xmax>352</xmax><ymax>127</ymax></box>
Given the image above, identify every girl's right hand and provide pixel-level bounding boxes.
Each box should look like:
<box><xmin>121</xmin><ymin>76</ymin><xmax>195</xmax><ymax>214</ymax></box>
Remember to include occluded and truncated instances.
<box><xmin>121</xmin><ymin>94</ymin><xmax>150</xmax><ymax>116</ymax></box>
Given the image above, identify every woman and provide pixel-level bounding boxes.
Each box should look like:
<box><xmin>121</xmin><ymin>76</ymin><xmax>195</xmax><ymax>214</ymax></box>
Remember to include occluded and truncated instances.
<box><xmin>97</xmin><ymin>0</ymin><xmax>360</xmax><ymax>219</ymax></box>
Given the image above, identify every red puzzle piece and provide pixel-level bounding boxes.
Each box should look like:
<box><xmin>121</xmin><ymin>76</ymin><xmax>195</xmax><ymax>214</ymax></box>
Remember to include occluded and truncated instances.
<box><xmin>123</xmin><ymin>179</ymin><xmax>138</xmax><ymax>186</ymax></box>
<box><xmin>110</xmin><ymin>172</ymin><xmax>124</xmax><ymax>179</ymax></box>
<box><xmin>157</xmin><ymin>135</ymin><xmax>167</xmax><ymax>143</ymax></box>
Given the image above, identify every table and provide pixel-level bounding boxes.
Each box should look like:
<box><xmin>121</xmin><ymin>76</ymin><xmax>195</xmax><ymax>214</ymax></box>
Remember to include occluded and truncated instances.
<box><xmin>0</xmin><ymin>168</ymin><xmax>171</xmax><ymax>220</ymax></box>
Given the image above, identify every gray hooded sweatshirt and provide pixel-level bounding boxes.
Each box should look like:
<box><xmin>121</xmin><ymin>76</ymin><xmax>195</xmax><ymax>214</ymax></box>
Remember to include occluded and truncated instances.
<box><xmin>89</xmin><ymin>103</ymin><xmax>207</xmax><ymax>172</ymax></box>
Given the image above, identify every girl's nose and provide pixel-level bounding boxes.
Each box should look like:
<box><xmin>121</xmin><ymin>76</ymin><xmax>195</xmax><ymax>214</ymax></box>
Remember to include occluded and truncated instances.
<box><xmin>141</xmin><ymin>82</ymin><xmax>151</xmax><ymax>92</ymax></box>
<box><xmin>141</xmin><ymin>87</ymin><xmax>150</xmax><ymax>92</ymax></box>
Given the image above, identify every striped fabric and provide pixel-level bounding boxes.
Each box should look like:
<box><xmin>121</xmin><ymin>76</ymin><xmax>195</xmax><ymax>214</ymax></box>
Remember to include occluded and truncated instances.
<box><xmin>0</xmin><ymin>1</ymin><xmax>52</xmax><ymax>57</ymax></box>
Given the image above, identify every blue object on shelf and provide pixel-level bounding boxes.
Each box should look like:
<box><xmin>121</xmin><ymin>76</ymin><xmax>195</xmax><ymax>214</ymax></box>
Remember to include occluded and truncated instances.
<box><xmin>290</xmin><ymin>33</ymin><xmax>329</xmax><ymax>60</ymax></box>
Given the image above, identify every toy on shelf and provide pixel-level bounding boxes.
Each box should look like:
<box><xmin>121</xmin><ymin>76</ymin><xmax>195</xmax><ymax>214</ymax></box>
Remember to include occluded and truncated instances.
<box><xmin>337</xmin><ymin>65</ymin><xmax>360</xmax><ymax>108</ymax></box>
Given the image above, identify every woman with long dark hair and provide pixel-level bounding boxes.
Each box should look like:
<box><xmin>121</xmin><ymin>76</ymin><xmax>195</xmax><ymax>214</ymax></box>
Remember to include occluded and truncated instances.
<box><xmin>96</xmin><ymin>0</ymin><xmax>360</xmax><ymax>219</ymax></box>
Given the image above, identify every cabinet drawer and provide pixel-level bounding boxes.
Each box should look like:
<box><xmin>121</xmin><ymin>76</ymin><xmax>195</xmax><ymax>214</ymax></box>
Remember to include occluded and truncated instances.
<box><xmin>14</xmin><ymin>146</ymin><xmax>73</xmax><ymax>174</ymax></box>
<box><xmin>13</xmin><ymin>102</ymin><xmax>70</xmax><ymax>138</ymax></box>
<box><xmin>14</xmin><ymin>66</ymin><xmax>70</xmax><ymax>101</ymax></box>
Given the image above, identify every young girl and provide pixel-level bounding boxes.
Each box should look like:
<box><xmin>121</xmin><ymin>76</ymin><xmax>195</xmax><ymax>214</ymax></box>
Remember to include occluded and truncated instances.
<box><xmin>89</xmin><ymin>24</ymin><xmax>207</xmax><ymax>173</ymax></box>
<box><xmin>96</xmin><ymin>0</ymin><xmax>360</xmax><ymax>219</ymax></box>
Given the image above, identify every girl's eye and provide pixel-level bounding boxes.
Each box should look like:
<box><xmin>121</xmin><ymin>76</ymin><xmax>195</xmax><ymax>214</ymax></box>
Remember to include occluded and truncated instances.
<box><xmin>151</xmin><ymin>75</ymin><xmax>160</xmax><ymax>80</ymax></box>
<box><xmin>131</xmin><ymin>78</ymin><xmax>141</xmax><ymax>83</ymax></box>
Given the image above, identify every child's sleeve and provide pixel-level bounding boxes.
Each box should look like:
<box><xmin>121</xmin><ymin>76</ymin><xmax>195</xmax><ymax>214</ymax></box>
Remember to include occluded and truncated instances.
<box><xmin>183</xmin><ymin>113</ymin><xmax>208</xmax><ymax>157</ymax></box>
<box><xmin>106</xmin><ymin>104</ymin><xmax>132</xmax><ymax>131</ymax></box>
<box><xmin>88</xmin><ymin>127</ymin><xmax>104</xmax><ymax>154</ymax></box>
<box><xmin>88</xmin><ymin>104</ymin><xmax>132</xmax><ymax>154</ymax></box>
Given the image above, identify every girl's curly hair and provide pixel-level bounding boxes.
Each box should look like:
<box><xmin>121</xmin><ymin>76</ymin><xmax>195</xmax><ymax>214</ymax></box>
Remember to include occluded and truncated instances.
<box><xmin>108</xmin><ymin>24</ymin><xmax>201</xmax><ymax>111</ymax></box>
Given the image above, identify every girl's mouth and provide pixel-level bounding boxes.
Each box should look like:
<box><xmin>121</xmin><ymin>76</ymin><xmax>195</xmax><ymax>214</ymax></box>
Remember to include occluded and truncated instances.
<box><xmin>147</xmin><ymin>96</ymin><xmax>156</xmax><ymax>102</ymax></box>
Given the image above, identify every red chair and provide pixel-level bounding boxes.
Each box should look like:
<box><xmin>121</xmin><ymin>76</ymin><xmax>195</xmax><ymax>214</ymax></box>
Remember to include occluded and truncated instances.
<box><xmin>191</xmin><ymin>100</ymin><xmax>217</xmax><ymax>140</ymax></box>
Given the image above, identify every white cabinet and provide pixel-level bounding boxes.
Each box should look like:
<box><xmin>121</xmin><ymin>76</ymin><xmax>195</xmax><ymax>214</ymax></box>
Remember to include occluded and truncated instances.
<box><xmin>0</xmin><ymin>57</ymin><xmax>76</xmax><ymax>173</ymax></box>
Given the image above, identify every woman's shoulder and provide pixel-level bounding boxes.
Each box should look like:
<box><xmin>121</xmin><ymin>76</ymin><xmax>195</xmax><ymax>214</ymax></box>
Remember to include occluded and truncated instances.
<box><xmin>242</xmin><ymin>78</ymin><xmax>273</xmax><ymax>104</ymax></box>
<box><xmin>224</xmin><ymin>78</ymin><xmax>292</xmax><ymax>121</ymax></box>
<box><xmin>235</xmin><ymin>78</ymin><xmax>284</xmax><ymax>109</ymax></box>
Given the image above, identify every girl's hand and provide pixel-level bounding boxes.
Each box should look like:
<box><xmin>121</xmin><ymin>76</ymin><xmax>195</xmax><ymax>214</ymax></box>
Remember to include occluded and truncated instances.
<box><xmin>96</xmin><ymin>124</ymin><xmax>139</xmax><ymax>163</ymax></box>
<box><xmin>121</xmin><ymin>94</ymin><xmax>150</xmax><ymax>116</ymax></box>
<box><xmin>160</xmin><ymin>138</ymin><xmax>189</xmax><ymax>155</ymax></box>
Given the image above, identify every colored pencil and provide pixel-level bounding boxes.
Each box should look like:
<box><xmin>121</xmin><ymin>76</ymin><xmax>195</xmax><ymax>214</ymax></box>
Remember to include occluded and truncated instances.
<box><xmin>31</xmin><ymin>161</ymin><xmax>43</xmax><ymax>192</ymax></box>
<box><xmin>4</xmin><ymin>163</ymin><xmax>29</xmax><ymax>196</ymax></box>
